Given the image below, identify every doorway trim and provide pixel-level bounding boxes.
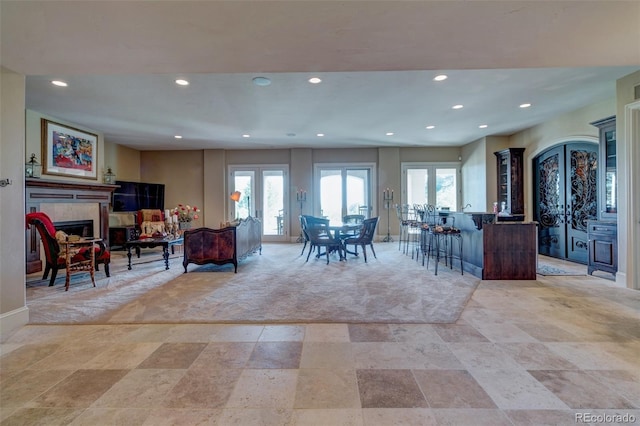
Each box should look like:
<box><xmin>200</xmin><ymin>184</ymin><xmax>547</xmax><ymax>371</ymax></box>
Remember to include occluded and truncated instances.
<box><xmin>623</xmin><ymin>100</ymin><xmax>640</xmax><ymax>289</ymax></box>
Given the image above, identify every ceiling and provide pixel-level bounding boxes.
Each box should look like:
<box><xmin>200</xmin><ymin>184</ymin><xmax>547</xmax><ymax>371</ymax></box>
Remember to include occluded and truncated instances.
<box><xmin>2</xmin><ymin>1</ymin><xmax>639</xmax><ymax>151</ymax></box>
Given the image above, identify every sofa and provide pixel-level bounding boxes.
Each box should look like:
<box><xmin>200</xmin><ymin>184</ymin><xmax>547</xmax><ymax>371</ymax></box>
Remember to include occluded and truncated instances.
<box><xmin>182</xmin><ymin>216</ymin><xmax>262</xmax><ymax>273</ymax></box>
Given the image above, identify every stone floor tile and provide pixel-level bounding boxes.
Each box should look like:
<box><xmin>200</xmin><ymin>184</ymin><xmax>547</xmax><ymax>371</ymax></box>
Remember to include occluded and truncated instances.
<box><xmin>545</xmin><ymin>342</ymin><xmax>638</xmax><ymax>370</ymax></box>
<box><xmin>0</xmin><ymin>343</ymin><xmax>61</xmax><ymax>371</ymax></box>
<box><xmin>448</xmin><ymin>342</ymin><xmax>524</xmax><ymax>370</ymax></box>
<box><xmin>431</xmin><ymin>408</ymin><xmax>514</xmax><ymax>425</ymax></box>
<box><xmin>210</xmin><ymin>325</ymin><xmax>264</xmax><ymax>342</ymax></box>
<box><xmin>217</xmin><ymin>408</ymin><xmax>292</xmax><ymax>425</ymax></box>
<box><xmin>82</xmin><ymin>342</ymin><xmax>162</xmax><ymax>369</ymax></box>
<box><xmin>584</xmin><ymin>370</ymin><xmax>640</xmax><ymax>407</ymax></box>
<box><xmin>513</xmin><ymin>321</ymin><xmax>582</xmax><ymax>342</ymax></box>
<box><xmin>226</xmin><ymin>369</ymin><xmax>298</xmax><ymax>408</ymax></box>
<box><xmin>304</xmin><ymin>324</ymin><xmax>350</xmax><ymax>342</ymax></box>
<box><xmin>353</xmin><ymin>342</ymin><xmax>464</xmax><ymax>370</ymax></box>
<box><xmin>69</xmin><ymin>408</ymin><xmax>152</xmax><ymax>425</ymax></box>
<box><xmin>412</xmin><ymin>369</ymin><xmax>496</xmax><ymax>408</ymax></box>
<box><xmin>503</xmin><ymin>409</ymin><xmax>584</xmax><ymax>425</ymax></box>
<box><xmin>498</xmin><ymin>342</ymin><xmax>579</xmax><ymax>370</ymax></box>
<box><xmin>28</xmin><ymin>369</ymin><xmax>129</xmax><ymax>408</ymax></box>
<box><xmin>0</xmin><ymin>407</ymin><xmax>85</xmax><ymax>426</ymax></box>
<box><xmin>259</xmin><ymin>325</ymin><xmax>306</xmax><ymax>342</ymax></box>
<box><xmin>388</xmin><ymin>324</ymin><xmax>444</xmax><ymax>343</ymax></box>
<box><xmin>529</xmin><ymin>370</ymin><xmax>636</xmax><ymax>409</ymax></box>
<box><xmin>0</xmin><ymin>369</ymin><xmax>74</xmax><ymax>408</ymax></box>
<box><xmin>294</xmin><ymin>369</ymin><xmax>360</xmax><ymax>409</ymax></box>
<box><xmin>469</xmin><ymin>369</ymin><xmax>568</xmax><ymax>410</ymax></box>
<box><xmin>361</xmin><ymin>408</ymin><xmax>435</xmax><ymax>425</ymax></box>
<box><xmin>27</xmin><ymin>342</ymin><xmax>112</xmax><ymax>371</ymax></box>
<box><xmin>356</xmin><ymin>369</ymin><xmax>427</xmax><ymax>409</ymax></box>
<box><xmin>140</xmin><ymin>408</ymin><xmax>221</xmax><ymax>425</ymax></box>
<box><xmin>162</xmin><ymin>368</ymin><xmax>242</xmax><ymax>409</ymax></box>
<box><xmin>190</xmin><ymin>342</ymin><xmax>255</xmax><ymax>370</ymax></box>
<box><xmin>91</xmin><ymin>369</ymin><xmax>185</xmax><ymax>408</ymax></box>
<box><xmin>300</xmin><ymin>342</ymin><xmax>354</xmax><ymax>369</ymax></box>
<box><xmin>163</xmin><ymin>324</ymin><xmax>224</xmax><ymax>343</ymax></box>
<box><xmin>348</xmin><ymin>324</ymin><xmax>394</xmax><ymax>342</ymax></box>
<box><xmin>292</xmin><ymin>408</ymin><xmax>364</xmax><ymax>426</ymax></box>
<box><xmin>246</xmin><ymin>342</ymin><xmax>302</xmax><ymax>369</ymax></box>
<box><xmin>136</xmin><ymin>342</ymin><xmax>207</xmax><ymax>369</ymax></box>
<box><xmin>432</xmin><ymin>324</ymin><xmax>489</xmax><ymax>342</ymax></box>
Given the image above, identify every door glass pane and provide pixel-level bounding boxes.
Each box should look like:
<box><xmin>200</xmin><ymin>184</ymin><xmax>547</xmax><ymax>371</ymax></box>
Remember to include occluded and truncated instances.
<box><xmin>233</xmin><ymin>172</ymin><xmax>253</xmax><ymax>219</ymax></box>
<box><xmin>263</xmin><ymin>170</ymin><xmax>284</xmax><ymax>236</ymax></box>
<box><xmin>346</xmin><ymin>169</ymin><xmax>369</xmax><ymax>217</ymax></box>
<box><xmin>407</xmin><ymin>168</ymin><xmax>428</xmax><ymax>206</ymax></box>
<box><xmin>435</xmin><ymin>168</ymin><xmax>457</xmax><ymax>211</ymax></box>
<box><xmin>320</xmin><ymin>169</ymin><xmax>342</xmax><ymax>223</ymax></box>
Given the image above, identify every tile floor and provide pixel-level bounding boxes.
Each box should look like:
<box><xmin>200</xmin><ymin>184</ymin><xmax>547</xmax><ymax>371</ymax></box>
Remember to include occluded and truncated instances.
<box><xmin>2</xmin><ymin>270</ymin><xmax>639</xmax><ymax>425</ymax></box>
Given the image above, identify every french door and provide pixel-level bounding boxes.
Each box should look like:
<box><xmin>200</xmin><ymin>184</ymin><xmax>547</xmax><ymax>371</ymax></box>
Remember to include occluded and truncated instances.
<box><xmin>315</xmin><ymin>164</ymin><xmax>375</xmax><ymax>223</ymax></box>
<box><xmin>229</xmin><ymin>165</ymin><xmax>289</xmax><ymax>242</ymax></box>
<box><xmin>533</xmin><ymin>143</ymin><xmax>598</xmax><ymax>263</ymax></box>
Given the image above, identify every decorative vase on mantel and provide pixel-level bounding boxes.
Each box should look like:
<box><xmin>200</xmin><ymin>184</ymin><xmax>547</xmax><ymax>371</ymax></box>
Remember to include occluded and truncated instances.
<box><xmin>179</xmin><ymin>221</ymin><xmax>192</xmax><ymax>230</ymax></box>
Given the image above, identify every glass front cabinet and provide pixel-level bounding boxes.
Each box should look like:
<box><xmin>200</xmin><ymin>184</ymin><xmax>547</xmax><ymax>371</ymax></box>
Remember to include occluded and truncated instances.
<box><xmin>587</xmin><ymin>116</ymin><xmax>617</xmax><ymax>277</ymax></box>
<box><xmin>591</xmin><ymin>116</ymin><xmax>617</xmax><ymax>219</ymax></box>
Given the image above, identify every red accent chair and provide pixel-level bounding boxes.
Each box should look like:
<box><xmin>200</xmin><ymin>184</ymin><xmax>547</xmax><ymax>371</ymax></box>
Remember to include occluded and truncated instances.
<box><xmin>26</xmin><ymin>212</ymin><xmax>111</xmax><ymax>286</ymax></box>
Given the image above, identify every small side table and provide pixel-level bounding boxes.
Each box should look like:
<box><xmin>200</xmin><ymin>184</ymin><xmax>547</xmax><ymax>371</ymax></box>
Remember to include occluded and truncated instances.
<box><xmin>59</xmin><ymin>238</ymin><xmax>100</xmax><ymax>291</ymax></box>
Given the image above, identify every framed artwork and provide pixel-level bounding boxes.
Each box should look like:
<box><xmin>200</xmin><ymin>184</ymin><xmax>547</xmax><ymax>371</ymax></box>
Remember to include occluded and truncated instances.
<box><xmin>41</xmin><ymin>119</ymin><xmax>98</xmax><ymax>180</ymax></box>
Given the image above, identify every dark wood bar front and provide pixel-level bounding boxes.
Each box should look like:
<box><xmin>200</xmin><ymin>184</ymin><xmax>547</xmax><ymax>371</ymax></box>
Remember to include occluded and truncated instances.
<box><xmin>446</xmin><ymin>213</ymin><xmax>537</xmax><ymax>280</ymax></box>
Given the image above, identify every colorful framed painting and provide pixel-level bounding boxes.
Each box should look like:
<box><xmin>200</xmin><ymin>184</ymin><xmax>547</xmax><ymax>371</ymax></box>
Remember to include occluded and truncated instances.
<box><xmin>41</xmin><ymin>119</ymin><xmax>98</xmax><ymax>180</ymax></box>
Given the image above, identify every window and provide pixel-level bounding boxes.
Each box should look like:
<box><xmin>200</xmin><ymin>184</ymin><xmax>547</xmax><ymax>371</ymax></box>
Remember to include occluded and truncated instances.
<box><xmin>314</xmin><ymin>163</ymin><xmax>375</xmax><ymax>222</ymax></box>
<box><xmin>402</xmin><ymin>163</ymin><xmax>460</xmax><ymax>210</ymax></box>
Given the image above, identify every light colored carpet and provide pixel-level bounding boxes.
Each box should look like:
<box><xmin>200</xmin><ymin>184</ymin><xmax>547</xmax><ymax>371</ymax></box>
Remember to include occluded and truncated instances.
<box><xmin>536</xmin><ymin>255</ymin><xmax>587</xmax><ymax>276</ymax></box>
<box><xmin>26</xmin><ymin>242</ymin><xmax>479</xmax><ymax>324</ymax></box>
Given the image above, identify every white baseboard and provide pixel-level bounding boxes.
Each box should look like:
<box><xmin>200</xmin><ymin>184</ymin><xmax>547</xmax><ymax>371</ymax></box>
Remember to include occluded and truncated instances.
<box><xmin>0</xmin><ymin>306</ymin><xmax>29</xmax><ymax>343</ymax></box>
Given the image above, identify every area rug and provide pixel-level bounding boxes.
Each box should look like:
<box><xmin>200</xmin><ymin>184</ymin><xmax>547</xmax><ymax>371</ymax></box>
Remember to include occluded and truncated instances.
<box><xmin>26</xmin><ymin>243</ymin><xmax>479</xmax><ymax>325</ymax></box>
<box><xmin>536</xmin><ymin>256</ymin><xmax>587</xmax><ymax>276</ymax></box>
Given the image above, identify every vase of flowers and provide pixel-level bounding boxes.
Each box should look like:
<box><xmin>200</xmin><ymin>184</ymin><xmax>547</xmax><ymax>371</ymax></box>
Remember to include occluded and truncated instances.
<box><xmin>173</xmin><ymin>204</ymin><xmax>201</xmax><ymax>230</ymax></box>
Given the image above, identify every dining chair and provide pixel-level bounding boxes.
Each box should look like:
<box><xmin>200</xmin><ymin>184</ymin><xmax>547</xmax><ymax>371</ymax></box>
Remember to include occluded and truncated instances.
<box><xmin>304</xmin><ymin>221</ymin><xmax>343</xmax><ymax>264</ymax></box>
<box><xmin>342</xmin><ymin>216</ymin><xmax>379</xmax><ymax>262</ymax></box>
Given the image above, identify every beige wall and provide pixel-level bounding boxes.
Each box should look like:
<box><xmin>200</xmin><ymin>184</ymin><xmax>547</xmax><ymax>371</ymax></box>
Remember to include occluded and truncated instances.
<box><xmin>461</xmin><ymin>138</ymin><xmax>488</xmax><ymax>212</ymax></box>
<box><xmin>0</xmin><ymin>67</ymin><xmax>29</xmax><ymax>340</ymax></box>
<box><xmin>140</xmin><ymin>150</ymin><xmax>205</xmax><ymax>228</ymax></box>
<box><xmin>104</xmin><ymin>141</ymin><xmax>140</xmax><ymax>182</ymax></box>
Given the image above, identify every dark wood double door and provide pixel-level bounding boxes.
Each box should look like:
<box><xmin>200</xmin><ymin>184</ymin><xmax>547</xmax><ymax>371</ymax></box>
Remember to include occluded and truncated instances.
<box><xmin>533</xmin><ymin>142</ymin><xmax>598</xmax><ymax>264</ymax></box>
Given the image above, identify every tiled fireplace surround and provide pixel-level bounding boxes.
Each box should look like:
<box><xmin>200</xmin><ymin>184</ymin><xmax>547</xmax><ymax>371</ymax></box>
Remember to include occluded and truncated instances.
<box><xmin>25</xmin><ymin>178</ymin><xmax>117</xmax><ymax>274</ymax></box>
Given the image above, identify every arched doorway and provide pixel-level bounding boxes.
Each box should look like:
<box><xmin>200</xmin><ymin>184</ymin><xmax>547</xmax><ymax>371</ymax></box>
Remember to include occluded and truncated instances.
<box><xmin>533</xmin><ymin>142</ymin><xmax>598</xmax><ymax>263</ymax></box>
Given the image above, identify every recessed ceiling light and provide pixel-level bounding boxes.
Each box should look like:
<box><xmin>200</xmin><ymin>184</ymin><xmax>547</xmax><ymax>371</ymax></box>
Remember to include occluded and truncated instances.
<box><xmin>308</xmin><ymin>77</ymin><xmax>322</xmax><ymax>84</ymax></box>
<box><xmin>317</xmin><ymin>133</ymin><xmax>325</xmax><ymax>137</ymax></box>
<box><xmin>253</xmin><ymin>77</ymin><xmax>271</xmax><ymax>86</ymax></box>
<box><xmin>242</xmin><ymin>134</ymin><xmax>251</xmax><ymax>138</ymax></box>
<box><xmin>425</xmin><ymin>125</ymin><xmax>435</xmax><ymax>130</ymax></box>
<box><xmin>452</xmin><ymin>104</ymin><xmax>464</xmax><ymax>109</ymax></box>
<box><xmin>479</xmin><ymin>124</ymin><xmax>488</xmax><ymax>129</ymax></box>
<box><xmin>175</xmin><ymin>79</ymin><xmax>189</xmax><ymax>86</ymax></box>
<box><xmin>51</xmin><ymin>80</ymin><xmax>67</xmax><ymax>87</ymax></box>
<box><xmin>174</xmin><ymin>135</ymin><xmax>183</xmax><ymax>139</ymax></box>
<box><xmin>433</xmin><ymin>75</ymin><xmax>448</xmax><ymax>81</ymax></box>
<box><xmin>386</xmin><ymin>132</ymin><xmax>394</xmax><ymax>136</ymax></box>
<box><xmin>520</xmin><ymin>103</ymin><xmax>532</xmax><ymax>108</ymax></box>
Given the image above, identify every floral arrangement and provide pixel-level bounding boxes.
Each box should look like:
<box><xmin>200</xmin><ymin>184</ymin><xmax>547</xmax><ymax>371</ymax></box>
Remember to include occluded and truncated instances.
<box><xmin>173</xmin><ymin>204</ymin><xmax>200</xmax><ymax>222</ymax></box>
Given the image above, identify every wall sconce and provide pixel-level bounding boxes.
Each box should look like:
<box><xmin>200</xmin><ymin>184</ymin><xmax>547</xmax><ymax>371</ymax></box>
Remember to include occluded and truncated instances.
<box><xmin>25</xmin><ymin>153</ymin><xmax>42</xmax><ymax>178</ymax></box>
<box><xmin>103</xmin><ymin>167</ymin><xmax>116</xmax><ymax>184</ymax></box>
<box><xmin>230</xmin><ymin>191</ymin><xmax>241</xmax><ymax>202</ymax></box>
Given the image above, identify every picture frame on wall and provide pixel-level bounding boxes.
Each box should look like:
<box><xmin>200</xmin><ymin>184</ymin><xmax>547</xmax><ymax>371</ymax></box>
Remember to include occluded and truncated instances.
<box><xmin>41</xmin><ymin>118</ymin><xmax>98</xmax><ymax>180</ymax></box>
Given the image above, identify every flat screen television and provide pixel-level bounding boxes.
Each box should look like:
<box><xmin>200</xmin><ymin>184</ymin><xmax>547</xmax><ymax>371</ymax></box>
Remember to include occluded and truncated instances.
<box><xmin>112</xmin><ymin>180</ymin><xmax>165</xmax><ymax>212</ymax></box>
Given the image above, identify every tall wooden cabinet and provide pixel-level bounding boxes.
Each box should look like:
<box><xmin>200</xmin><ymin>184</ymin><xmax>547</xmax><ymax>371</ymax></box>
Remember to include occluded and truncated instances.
<box><xmin>588</xmin><ymin>116</ymin><xmax>617</xmax><ymax>277</ymax></box>
<box><xmin>494</xmin><ymin>148</ymin><xmax>525</xmax><ymax>220</ymax></box>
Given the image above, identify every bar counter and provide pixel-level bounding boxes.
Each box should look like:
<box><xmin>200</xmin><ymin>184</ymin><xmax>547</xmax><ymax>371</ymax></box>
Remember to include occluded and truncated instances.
<box><xmin>443</xmin><ymin>212</ymin><xmax>537</xmax><ymax>280</ymax></box>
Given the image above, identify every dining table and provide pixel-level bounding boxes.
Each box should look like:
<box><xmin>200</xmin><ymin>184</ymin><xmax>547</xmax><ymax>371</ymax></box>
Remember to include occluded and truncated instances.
<box><xmin>327</xmin><ymin>222</ymin><xmax>363</xmax><ymax>259</ymax></box>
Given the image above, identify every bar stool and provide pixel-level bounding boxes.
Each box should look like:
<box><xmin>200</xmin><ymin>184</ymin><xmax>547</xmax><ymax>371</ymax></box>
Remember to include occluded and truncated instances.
<box><xmin>426</xmin><ymin>215</ymin><xmax>463</xmax><ymax>275</ymax></box>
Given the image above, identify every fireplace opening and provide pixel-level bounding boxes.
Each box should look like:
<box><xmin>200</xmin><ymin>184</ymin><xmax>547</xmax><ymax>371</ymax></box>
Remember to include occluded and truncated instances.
<box><xmin>54</xmin><ymin>220</ymin><xmax>94</xmax><ymax>238</ymax></box>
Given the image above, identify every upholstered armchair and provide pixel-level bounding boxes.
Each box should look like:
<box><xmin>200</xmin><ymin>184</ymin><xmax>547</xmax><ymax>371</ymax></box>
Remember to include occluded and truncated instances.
<box><xmin>25</xmin><ymin>212</ymin><xmax>111</xmax><ymax>286</ymax></box>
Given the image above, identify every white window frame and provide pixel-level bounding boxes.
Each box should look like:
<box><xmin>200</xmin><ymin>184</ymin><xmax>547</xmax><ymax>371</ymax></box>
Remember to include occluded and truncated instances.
<box><xmin>401</xmin><ymin>162</ymin><xmax>462</xmax><ymax>211</ymax></box>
